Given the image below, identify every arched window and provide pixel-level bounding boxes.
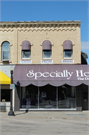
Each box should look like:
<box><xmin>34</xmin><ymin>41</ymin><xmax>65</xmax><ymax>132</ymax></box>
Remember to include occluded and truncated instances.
<box><xmin>63</xmin><ymin>40</ymin><xmax>73</xmax><ymax>58</ymax></box>
<box><xmin>1</xmin><ymin>41</ymin><xmax>10</xmax><ymax>61</ymax></box>
<box><xmin>22</xmin><ymin>40</ymin><xmax>31</xmax><ymax>59</ymax></box>
<box><xmin>42</xmin><ymin>40</ymin><xmax>52</xmax><ymax>59</ymax></box>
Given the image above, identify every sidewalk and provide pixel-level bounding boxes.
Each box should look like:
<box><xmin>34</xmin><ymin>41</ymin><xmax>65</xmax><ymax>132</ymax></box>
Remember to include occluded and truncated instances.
<box><xmin>1</xmin><ymin>110</ymin><xmax>89</xmax><ymax>120</ymax></box>
<box><xmin>0</xmin><ymin>111</ymin><xmax>89</xmax><ymax>135</ymax></box>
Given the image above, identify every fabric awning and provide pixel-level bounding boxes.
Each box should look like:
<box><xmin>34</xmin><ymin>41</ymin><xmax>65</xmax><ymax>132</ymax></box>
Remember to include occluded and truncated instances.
<box><xmin>13</xmin><ymin>64</ymin><xmax>89</xmax><ymax>87</ymax></box>
<box><xmin>0</xmin><ymin>71</ymin><xmax>11</xmax><ymax>84</ymax></box>
<box><xmin>63</xmin><ymin>40</ymin><xmax>72</xmax><ymax>50</ymax></box>
<box><xmin>22</xmin><ymin>40</ymin><xmax>31</xmax><ymax>50</ymax></box>
<box><xmin>42</xmin><ymin>40</ymin><xmax>52</xmax><ymax>50</ymax></box>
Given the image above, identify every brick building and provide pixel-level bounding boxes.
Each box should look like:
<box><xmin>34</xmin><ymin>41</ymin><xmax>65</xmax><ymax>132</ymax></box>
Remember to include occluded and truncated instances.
<box><xmin>0</xmin><ymin>21</ymin><xmax>88</xmax><ymax>111</ymax></box>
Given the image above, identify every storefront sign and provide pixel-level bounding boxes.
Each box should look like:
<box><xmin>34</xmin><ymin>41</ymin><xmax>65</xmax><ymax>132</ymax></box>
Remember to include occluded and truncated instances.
<box><xmin>13</xmin><ymin>65</ymin><xmax>89</xmax><ymax>86</ymax></box>
<box><xmin>26</xmin><ymin>70</ymin><xmax>89</xmax><ymax>80</ymax></box>
<box><xmin>27</xmin><ymin>70</ymin><xmax>73</xmax><ymax>80</ymax></box>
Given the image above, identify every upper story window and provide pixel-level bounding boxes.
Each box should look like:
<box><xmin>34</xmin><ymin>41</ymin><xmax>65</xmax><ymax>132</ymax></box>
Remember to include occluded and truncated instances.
<box><xmin>1</xmin><ymin>41</ymin><xmax>10</xmax><ymax>61</ymax></box>
<box><xmin>22</xmin><ymin>40</ymin><xmax>31</xmax><ymax>59</ymax></box>
<box><xmin>43</xmin><ymin>50</ymin><xmax>51</xmax><ymax>59</ymax></box>
<box><xmin>63</xmin><ymin>40</ymin><xmax>73</xmax><ymax>58</ymax></box>
<box><xmin>42</xmin><ymin>40</ymin><xmax>52</xmax><ymax>59</ymax></box>
<box><xmin>64</xmin><ymin>50</ymin><xmax>72</xmax><ymax>58</ymax></box>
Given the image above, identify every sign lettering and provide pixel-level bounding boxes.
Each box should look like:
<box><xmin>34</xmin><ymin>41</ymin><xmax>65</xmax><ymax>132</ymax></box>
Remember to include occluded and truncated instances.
<box><xmin>27</xmin><ymin>70</ymin><xmax>89</xmax><ymax>80</ymax></box>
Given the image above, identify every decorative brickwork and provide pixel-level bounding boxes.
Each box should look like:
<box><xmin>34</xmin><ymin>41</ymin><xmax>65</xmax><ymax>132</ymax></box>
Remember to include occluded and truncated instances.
<box><xmin>0</xmin><ymin>21</ymin><xmax>81</xmax><ymax>64</ymax></box>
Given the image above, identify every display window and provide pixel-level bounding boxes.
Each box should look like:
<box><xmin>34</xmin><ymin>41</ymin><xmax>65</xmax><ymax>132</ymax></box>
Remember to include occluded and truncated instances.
<box><xmin>1</xmin><ymin>89</ymin><xmax>10</xmax><ymax>102</ymax></box>
<box><xmin>20</xmin><ymin>84</ymin><xmax>76</xmax><ymax>110</ymax></box>
<box><xmin>58</xmin><ymin>85</ymin><xmax>76</xmax><ymax>108</ymax></box>
<box><xmin>21</xmin><ymin>85</ymin><xmax>38</xmax><ymax>109</ymax></box>
<box><xmin>39</xmin><ymin>85</ymin><xmax>56</xmax><ymax>109</ymax></box>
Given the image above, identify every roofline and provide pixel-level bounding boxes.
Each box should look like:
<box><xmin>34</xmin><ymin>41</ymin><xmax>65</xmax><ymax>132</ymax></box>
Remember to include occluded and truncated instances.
<box><xmin>0</xmin><ymin>21</ymin><xmax>81</xmax><ymax>28</ymax></box>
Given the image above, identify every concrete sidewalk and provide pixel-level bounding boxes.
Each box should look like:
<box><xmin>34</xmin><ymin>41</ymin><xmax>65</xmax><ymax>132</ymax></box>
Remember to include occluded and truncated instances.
<box><xmin>0</xmin><ymin>111</ymin><xmax>89</xmax><ymax>135</ymax></box>
<box><xmin>1</xmin><ymin>110</ymin><xmax>89</xmax><ymax>119</ymax></box>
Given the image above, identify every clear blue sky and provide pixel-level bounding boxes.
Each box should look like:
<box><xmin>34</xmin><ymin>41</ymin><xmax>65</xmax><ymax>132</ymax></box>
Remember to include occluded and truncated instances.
<box><xmin>0</xmin><ymin>0</ymin><xmax>89</xmax><ymax>63</ymax></box>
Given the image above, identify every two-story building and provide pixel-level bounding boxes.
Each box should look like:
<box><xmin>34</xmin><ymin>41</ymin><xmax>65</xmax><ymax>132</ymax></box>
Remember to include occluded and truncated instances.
<box><xmin>0</xmin><ymin>21</ymin><xmax>88</xmax><ymax>111</ymax></box>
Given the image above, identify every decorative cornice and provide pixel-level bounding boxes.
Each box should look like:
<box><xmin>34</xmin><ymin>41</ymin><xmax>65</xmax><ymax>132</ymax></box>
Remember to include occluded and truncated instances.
<box><xmin>17</xmin><ymin>27</ymin><xmax>76</xmax><ymax>32</ymax></box>
<box><xmin>0</xmin><ymin>28</ymin><xmax>14</xmax><ymax>32</ymax></box>
<box><xmin>0</xmin><ymin>21</ymin><xmax>81</xmax><ymax>28</ymax></box>
<box><xmin>0</xmin><ymin>27</ymin><xmax>76</xmax><ymax>32</ymax></box>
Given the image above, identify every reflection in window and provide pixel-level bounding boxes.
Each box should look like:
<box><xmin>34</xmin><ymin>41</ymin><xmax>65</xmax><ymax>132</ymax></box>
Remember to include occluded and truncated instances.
<box><xmin>21</xmin><ymin>85</ymin><xmax>38</xmax><ymax>109</ymax></box>
<box><xmin>39</xmin><ymin>85</ymin><xmax>56</xmax><ymax>109</ymax></box>
<box><xmin>64</xmin><ymin>50</ymin><xmax>72</xmax><ymax>58</ymax></box>
<box><xmin>1</xmin><ymin>41</ymin><xmax>10</xmax><ymax>61</ymax></box>
<box><xmin>22</xmin><ymin>50</ymin><xmax>30</xmax><ymax>59</ymax></box>
<box><xmin>58</xmin><ymin>85</ymin><xmax>76</xmax><ymax>108</ymax></box>
<box><xmin>43</xmin><ymin>50</ymin><xmax>51</xmax><ymax>59</ymax></box>
<box><xmin>20</xmin><ymin>84</ymin><xmax>76</xmax><ymax>109</ymax></box>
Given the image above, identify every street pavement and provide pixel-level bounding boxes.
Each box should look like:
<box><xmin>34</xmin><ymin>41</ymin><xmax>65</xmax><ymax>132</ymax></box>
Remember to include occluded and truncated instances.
<box><xmin>0</xmin><ymin>111</ymin><xmax>89</xmax><ymax>135</ymax></box>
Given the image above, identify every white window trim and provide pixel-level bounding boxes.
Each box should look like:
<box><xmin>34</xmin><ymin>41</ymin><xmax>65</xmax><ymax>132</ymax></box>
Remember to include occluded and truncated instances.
<box><xmin>43</xmin><ymin>57</ymin><xmax>52</xmax><ymax>60</ymax></box>
<box><xmin>22</xmin><ymin>58</ymin><xmax>31</xmax><ymax>60</ymax></box>
<box><xmin>1</xmin><ymin>42</ymin><xmax>10</xmax><ymax>61</ymax></box>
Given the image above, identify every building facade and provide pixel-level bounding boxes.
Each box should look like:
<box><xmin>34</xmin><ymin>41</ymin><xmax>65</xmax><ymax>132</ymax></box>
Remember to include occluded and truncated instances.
<box><xmin>0</xmin><ymin>21</ymin><xmax>88</xmax><ymax>111</ymax></box>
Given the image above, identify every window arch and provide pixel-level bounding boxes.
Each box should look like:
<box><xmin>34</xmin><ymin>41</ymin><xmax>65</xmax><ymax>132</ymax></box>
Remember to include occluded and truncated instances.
<box><xmin>21</xmin><ymin>40</ymin><xmax>31</xmax><ymax>59</ymax></box>
<box><xmin>42</xmin><ymin>40</ymin><xmax>52</xmax><ymax>59</ymax></box>
<box><xmin>1</xmin><ymin>41</ymin><xmax>10</xmax><ymax>61</ymax></box>
<box><xmin>63</xmin><ymin>40</ymin><xmax>73</xmax><ymax>58</ymax></box>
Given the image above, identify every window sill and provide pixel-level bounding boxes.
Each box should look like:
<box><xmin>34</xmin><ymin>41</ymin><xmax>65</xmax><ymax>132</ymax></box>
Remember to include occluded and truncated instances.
<box><xmin>42</xmin><ymin>58</ymin><xmax>52</xmax><ymax>60</ymax></box>
<box><xmin>21</xmin><ymin>58</ymin><xmax>31</xmax><ymax>60</ymax></box>
<box><xmin>63</xmin><ymin>58</ymin><xmax>73</xmax><ymax>60</ymax></box>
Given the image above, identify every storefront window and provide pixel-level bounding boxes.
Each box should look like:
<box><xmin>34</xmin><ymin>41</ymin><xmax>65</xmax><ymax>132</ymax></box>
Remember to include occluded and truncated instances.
<box><xmin>1</xmin><ymin>89</ymin><xmax>10</xmax><ymax>102</ymax></box>
<box><xmin>21</xmin><ymin>85</ymin><xmax>38</xmax><ymax>109</ymax></box>
<box><xmin>20</xmin><ymin>84</ymin><xmax>76</xmax><ymax>110</ymax></box>
<box><xmin>58</xmin><ymin>85</ymin><xmax>76</xmax><ymax>109</ymax></box>
<box><xmin>39</xmin><ymin>85</ymin><xmax>56</xmax><ymax>109</ymax></box>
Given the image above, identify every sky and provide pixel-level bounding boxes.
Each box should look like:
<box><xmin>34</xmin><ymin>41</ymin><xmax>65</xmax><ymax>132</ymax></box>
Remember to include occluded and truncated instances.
<box><xmin>0</xmin><ymin>0</ymin><xmax>89</xmax><ymax>64</ymax></box>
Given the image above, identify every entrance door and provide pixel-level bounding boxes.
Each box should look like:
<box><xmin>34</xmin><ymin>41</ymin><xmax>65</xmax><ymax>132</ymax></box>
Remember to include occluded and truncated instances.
<box><xmin>82</xmin><ymin>91</ymin><xmax>88</xmax><ymax>110</ymax></box>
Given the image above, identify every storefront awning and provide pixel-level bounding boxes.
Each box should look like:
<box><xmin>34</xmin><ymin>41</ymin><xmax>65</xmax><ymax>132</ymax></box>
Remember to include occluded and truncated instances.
<box><xmin>0</xmin><ymin>71</ymin><xmax>11</xmax><ymax>84</ymax></box>
<box><xmin>13</xmin><ymin>64</ymin><xmax>89</xmax><ymax>87</ymax></box>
